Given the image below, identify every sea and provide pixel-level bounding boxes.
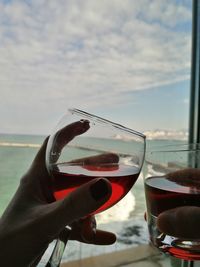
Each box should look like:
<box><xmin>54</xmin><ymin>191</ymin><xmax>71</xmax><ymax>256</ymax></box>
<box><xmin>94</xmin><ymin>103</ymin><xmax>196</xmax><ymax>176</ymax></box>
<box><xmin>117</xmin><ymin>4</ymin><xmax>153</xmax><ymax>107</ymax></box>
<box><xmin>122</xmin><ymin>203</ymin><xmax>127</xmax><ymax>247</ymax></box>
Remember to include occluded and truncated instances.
<box><xmin>0</xmin><ymin>133</ymin><xmax>186</xmax><ymax>265</ymax></box>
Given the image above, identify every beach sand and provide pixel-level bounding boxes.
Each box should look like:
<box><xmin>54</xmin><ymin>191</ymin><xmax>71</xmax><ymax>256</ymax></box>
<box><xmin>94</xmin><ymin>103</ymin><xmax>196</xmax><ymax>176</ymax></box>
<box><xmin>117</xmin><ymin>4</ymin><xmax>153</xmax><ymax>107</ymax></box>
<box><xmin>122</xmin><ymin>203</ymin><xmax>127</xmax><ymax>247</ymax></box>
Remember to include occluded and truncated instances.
<box><xmin>61</xmin><ymin>244</ymin><xmax>176</xmax><ymax>267</ymax></box>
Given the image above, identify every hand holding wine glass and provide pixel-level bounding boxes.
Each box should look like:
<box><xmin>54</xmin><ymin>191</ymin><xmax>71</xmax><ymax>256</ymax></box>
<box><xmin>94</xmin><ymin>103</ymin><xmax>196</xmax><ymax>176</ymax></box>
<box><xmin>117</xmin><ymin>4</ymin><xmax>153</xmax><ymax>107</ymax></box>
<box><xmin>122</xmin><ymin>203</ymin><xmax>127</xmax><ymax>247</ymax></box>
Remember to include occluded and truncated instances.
<box><xmin>0</xmin><ymin>122</ymin><xmax>116</xmax><ymax>267</ymax></box>
<box><xmin>144</xmin><ymin>144</ymin><xmax>200</xmax><ymax>263</ymax></box>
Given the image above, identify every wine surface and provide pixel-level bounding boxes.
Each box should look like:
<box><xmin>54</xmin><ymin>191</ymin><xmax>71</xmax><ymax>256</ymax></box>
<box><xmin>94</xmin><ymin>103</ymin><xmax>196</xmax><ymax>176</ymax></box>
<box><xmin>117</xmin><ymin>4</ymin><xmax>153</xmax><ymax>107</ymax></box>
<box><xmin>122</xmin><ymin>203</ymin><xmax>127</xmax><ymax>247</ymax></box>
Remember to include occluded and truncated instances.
<box><xmin>52</xmin><ymin>163</ymin><xmax>139</xmax><ymax>214</ymax></box>
<box><xmin>145</xmin><ymin>175</ymin><xmax>200</xmax><ymax>216</ymax></box>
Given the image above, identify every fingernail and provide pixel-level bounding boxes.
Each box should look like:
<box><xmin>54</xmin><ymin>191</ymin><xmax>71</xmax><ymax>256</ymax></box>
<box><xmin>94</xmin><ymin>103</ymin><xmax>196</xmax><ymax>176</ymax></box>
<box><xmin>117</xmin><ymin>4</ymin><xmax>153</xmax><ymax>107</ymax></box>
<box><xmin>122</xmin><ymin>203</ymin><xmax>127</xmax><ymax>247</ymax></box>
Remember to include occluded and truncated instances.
<box><xmin>90</xmin><ymin>179</ymin><xmax>110</xmax><ymax>201</ymax></box>
<box><xmin>80</xmin><ymin>119</ymin><xmax>89</xmax><ymax>126</ymax></box>
<box><xmin>79</xmin><ymin>120</ymin><xmax>90</xmax><ymax>132</ymax></box>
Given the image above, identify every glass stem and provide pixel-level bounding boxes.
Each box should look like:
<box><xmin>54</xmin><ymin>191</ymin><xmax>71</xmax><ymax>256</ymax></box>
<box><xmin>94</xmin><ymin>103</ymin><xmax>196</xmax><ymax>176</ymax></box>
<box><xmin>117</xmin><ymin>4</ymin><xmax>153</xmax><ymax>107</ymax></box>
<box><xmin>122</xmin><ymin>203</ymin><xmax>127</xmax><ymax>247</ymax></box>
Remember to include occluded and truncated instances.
<box><xmin>45</xmin><ymin>226</ymin><xmax>72</xmax><ymax>267</ymax></box>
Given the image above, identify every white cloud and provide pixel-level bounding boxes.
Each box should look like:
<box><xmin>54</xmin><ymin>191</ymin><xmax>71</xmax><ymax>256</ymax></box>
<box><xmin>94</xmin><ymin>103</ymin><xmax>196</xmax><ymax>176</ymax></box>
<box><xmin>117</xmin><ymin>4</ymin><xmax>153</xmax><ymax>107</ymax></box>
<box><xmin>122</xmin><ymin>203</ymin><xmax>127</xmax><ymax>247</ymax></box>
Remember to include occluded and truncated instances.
<box><xmin>142</xmin><ymin>0</ymin><xmax>191</xmax><ymax>26</ymax></box>
<box><xmin>0</xmin><ymin>0</ymin><xmax>192</xmax><ymax>133</ymax></box>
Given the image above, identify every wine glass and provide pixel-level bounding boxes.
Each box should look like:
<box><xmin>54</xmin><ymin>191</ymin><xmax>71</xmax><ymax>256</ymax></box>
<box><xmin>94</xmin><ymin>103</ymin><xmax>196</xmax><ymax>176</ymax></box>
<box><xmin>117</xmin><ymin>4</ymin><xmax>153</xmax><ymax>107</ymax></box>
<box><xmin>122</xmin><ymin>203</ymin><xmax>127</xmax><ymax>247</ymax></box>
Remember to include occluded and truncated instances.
<box><xmin>45</xmin><ymin>108</ymin><xmax>146</xmax><ymax>266</ymax></box>
<box><xmin>144</xmin><ymin>143</ymin><xmax>200</xmax><ymax>267</ymax></box>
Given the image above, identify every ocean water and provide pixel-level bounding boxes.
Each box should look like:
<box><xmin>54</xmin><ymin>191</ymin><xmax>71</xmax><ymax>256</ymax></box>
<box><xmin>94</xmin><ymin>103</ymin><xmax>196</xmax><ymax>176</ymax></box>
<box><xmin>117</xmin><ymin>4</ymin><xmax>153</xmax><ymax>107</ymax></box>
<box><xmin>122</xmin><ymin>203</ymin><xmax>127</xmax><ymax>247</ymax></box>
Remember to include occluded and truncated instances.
<box><xmin>0</xmin><ymin>134</ymin><xmax>186</xmax><ymax>264</ymax></box>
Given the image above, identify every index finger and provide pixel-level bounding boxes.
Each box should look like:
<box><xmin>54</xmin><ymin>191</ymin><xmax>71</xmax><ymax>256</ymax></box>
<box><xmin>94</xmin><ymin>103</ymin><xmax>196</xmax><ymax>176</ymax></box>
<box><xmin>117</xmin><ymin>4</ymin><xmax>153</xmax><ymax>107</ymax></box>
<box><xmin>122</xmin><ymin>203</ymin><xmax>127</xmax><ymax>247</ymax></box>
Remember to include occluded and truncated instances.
<box><xmin>22</xmin><ymin>121</ymin><xmax>90</xmax><ymax>202</ymax></box>
<box><xmin>33</xmin><ymin>120</ymin><xmax>90</xmax><ymax>166</ymax></box>
<box><xmin>50</xmin><ymin>120</ymin><xmax>90</xmax><ymax>163</ymax></box>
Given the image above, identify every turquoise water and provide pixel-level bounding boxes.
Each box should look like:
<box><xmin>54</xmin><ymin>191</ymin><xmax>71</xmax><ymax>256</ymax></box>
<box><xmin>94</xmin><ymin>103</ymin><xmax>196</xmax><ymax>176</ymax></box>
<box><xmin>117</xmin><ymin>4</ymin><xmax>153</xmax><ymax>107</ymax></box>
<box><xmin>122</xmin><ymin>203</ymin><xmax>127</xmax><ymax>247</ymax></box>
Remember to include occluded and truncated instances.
<box><xmin>0</xmin><ymin>134</ymin><xmax>45</xmax><ymax>214</ymax></box>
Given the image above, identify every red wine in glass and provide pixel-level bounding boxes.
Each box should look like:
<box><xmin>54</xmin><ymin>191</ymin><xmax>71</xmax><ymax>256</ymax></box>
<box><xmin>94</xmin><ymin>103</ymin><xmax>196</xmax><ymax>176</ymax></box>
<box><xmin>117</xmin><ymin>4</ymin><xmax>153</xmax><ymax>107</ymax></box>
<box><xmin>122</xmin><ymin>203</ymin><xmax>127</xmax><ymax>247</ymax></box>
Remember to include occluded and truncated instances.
<box><xmin>52</xmin><ymin>163</ymin><xmax>140</xmax><ymax>214</ymax></box>
<box><xmin>145</xmin><ymin>174</ymin><xmax>200</xmax><ymax>261</ymax></box>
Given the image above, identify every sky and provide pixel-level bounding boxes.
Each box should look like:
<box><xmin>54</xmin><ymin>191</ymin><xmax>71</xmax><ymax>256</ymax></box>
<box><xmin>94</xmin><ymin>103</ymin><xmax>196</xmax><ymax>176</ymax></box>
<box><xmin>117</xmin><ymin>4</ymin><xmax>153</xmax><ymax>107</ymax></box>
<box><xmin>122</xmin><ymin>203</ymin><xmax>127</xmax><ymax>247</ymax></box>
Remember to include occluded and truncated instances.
<box><xmin>0</xmin><ymin>0</ymin><xmax>192</xmax><ymax>134</ymax></box>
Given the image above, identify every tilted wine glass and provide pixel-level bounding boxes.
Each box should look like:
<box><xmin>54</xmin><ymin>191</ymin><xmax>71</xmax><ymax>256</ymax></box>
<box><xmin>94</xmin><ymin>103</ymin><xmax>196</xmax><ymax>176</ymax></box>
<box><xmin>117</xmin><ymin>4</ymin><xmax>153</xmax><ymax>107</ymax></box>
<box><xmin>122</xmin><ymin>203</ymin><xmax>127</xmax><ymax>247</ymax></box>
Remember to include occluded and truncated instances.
<box><xmin>45</xmin><ymin>108</ymin><xmax>146</xmax><ymax>266</ymax></box>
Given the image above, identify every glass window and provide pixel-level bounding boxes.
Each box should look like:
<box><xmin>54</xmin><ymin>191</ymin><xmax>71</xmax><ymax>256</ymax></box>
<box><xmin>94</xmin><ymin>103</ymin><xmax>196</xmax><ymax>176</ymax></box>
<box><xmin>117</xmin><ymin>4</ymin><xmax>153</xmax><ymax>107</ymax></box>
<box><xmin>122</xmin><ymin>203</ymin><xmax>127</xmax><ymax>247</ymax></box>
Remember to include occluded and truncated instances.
<box><xmin>0</xmin><ymin>0</ymin><xmax>193</xmax><ymax>266</ymax></box>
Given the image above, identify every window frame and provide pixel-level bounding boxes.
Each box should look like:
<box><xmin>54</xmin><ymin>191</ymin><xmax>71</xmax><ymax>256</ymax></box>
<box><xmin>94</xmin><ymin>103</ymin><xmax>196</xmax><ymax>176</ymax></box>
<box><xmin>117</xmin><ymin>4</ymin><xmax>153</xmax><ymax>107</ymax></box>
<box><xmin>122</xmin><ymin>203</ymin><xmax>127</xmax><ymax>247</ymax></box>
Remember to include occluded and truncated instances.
<box><xmin>189</xmin><ymin>0</ymin><xmax>200</xmax><ymax>143</ymax></box>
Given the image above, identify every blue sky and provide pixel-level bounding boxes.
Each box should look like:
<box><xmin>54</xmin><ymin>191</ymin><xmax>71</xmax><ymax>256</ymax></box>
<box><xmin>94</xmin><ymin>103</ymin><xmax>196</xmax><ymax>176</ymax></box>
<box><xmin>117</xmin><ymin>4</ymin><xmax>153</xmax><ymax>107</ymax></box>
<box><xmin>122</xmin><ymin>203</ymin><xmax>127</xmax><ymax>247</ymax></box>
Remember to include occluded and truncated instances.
<box><xmin>0</xmin><ymin>0</ymin><xmax>192</xmax><ymax>134</ymax></box>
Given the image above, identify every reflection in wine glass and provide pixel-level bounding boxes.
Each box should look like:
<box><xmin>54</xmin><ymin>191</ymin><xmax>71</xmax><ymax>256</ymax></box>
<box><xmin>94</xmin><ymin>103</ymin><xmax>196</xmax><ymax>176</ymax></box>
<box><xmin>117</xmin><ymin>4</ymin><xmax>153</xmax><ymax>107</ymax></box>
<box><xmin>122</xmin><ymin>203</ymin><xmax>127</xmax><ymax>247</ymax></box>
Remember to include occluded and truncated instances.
<box><xmin>45</xmin><ymin>108</ymin><xmax>146</xmax><ymax>266</ymax></box>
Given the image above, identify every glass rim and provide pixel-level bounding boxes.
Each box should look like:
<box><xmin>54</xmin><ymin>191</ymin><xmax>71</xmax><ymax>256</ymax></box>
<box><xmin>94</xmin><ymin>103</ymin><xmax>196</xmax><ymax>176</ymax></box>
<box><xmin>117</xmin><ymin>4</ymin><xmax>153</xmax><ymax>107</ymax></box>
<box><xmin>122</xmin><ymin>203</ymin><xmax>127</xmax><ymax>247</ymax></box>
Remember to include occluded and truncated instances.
<box><xmin>147</xmin><ymin>142</ymin><xmax>200</xmax><ymax>154</ymax></box>
<box><xmin>69</xmin><ymin>108</ymin><xmax>146</xmax><ymax>139</ymax></box>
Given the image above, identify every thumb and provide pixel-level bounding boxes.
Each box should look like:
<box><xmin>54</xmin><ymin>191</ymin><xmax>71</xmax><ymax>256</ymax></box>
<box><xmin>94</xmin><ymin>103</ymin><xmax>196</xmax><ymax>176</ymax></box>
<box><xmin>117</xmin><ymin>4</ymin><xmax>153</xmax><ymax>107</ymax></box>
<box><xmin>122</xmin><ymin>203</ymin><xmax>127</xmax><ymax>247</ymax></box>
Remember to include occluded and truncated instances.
<box><xmin>157</xmin><ymin>206</ymin><xmax>200</xmax><ymax>239</ymax></box>
<box><xmin>45</xmin><ymin>178</ymin><xmax>112</xmax><ymax>235</ymax></box>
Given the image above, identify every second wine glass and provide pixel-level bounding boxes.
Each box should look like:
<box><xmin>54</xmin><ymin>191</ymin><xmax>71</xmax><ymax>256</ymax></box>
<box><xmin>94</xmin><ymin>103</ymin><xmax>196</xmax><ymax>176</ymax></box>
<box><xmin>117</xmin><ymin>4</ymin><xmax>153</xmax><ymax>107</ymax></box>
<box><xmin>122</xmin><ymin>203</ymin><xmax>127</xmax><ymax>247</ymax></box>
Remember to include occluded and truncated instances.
<box><xmin>144</xmin><ymin>143</ymin><xmax>200</xmax><ymax>267</ymax></box>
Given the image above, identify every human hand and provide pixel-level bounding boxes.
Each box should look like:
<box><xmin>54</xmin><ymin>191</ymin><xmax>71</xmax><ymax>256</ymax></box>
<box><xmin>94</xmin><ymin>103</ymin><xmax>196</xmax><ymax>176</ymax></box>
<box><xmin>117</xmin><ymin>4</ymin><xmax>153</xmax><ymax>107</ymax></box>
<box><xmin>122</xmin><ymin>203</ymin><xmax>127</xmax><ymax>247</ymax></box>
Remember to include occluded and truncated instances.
<box><xmin>0</xmin><ymin>121</ymin><xmax>116</xmax><ymax>267</ymax></box>
<box><xmin>157</xmin><ymin>168</ymin><xmax>200</xmax><ymax>239</ymax></box>
<box><xmin>157</xmin><ymin>206</ymin><xmax>200</xmax><ymax>239</ymax></box>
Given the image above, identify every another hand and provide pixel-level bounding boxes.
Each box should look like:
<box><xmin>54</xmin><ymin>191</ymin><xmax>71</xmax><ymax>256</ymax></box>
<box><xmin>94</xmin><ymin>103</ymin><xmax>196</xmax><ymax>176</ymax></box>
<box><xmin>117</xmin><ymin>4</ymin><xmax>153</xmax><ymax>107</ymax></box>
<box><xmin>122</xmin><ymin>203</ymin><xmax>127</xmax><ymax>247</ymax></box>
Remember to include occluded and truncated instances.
<box><xmin>157</xmin><ymin>206</ymin><xmax>200</xmax><ymax>239</ymax></box>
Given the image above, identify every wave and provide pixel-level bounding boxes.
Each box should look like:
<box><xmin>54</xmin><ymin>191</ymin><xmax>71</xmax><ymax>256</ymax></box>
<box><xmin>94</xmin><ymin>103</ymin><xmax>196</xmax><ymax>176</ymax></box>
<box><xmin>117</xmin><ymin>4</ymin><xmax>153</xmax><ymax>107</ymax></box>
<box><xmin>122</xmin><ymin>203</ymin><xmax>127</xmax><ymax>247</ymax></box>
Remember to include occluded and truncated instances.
<box><xmin>96</xmin><ymin>191</ymin><xmax>135</xmax><ymax>224</ymax></box>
